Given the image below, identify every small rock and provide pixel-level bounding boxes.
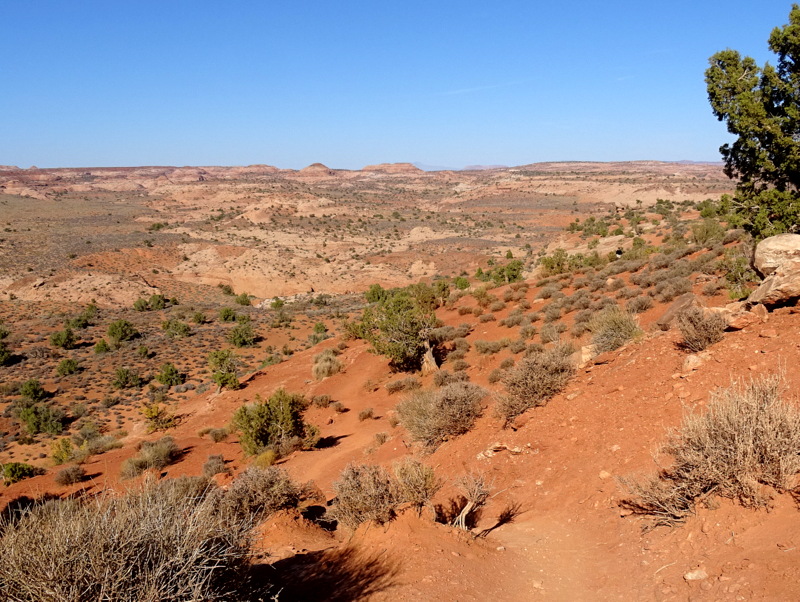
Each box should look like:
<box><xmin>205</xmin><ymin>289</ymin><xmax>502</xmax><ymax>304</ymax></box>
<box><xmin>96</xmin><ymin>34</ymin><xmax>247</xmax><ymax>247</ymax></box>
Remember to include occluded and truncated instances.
<box><xmin>682</xmin><ymin>354</ymin><xmax>704</xmax><ymax>372</ymax></box>
<box><xmin>496</xmin><ymin>546</ymin><xmax>505</xmax><ymax>551</ymax></box>
<box><xmin>760</xmin><ymin>329</ymin><xmax>778</xmax><ymax>338</ymax></box>
<box><xmin>684</xmin><ymin>568</ymin><xmax>709</xmax><ymax>581</ymax></box>
<box><xmin>598</xmin><ymin>470</ymin><xmax>612</xmax><ymax>480</ymax></box>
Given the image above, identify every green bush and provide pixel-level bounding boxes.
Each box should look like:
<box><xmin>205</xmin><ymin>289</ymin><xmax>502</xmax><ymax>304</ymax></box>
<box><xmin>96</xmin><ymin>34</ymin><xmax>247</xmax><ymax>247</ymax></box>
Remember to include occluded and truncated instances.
<box><xmin>161</xmin><ymin>319</ymin><xmax>191</xmax><ymax>339</ymax></box>
<box><xmin>155</xmin><ymin>363</ymin><xmax>184</xmax><ymax>387</ymax></box>
<box><xmin>228</xmin><ymin>323</ymin><xmax>256</xmax><ymax>347</ymax></box>
<box><xmin>393</xmin><ymin>458</ymin><xmax>441</xmax><ymax>513</ymax></box>
<box><xmin>232</xmin><ymin>388</ymin><xmax>313</xmax><ymax>457</ymax></box>
<box><xmin>56</xmin><ymin>358</ymin><xmax>80</xmax><ymax>376</ymax></box>
<box><xmin>49</xmin><ymin>326</ymin><xmax>76</xmax><ymax>350</ymax></box>
<box><xmin>112</xmin><ymin>367</ymin><xmax>142</xmax><ymax>389</ymax></box>
<box><xmin>2</xmin><ymin>462</ymin><xmax>38</xmax><ymax>484</ymax></box>
<box><xmin>234</xmin><ymin>292</ymin><xmax>251</xmax><ymax>306</ymax></box>
<box><xmin>18</xmin><ymin>404</ymin><xmax>64</xmax><ymax>436</ymax></box>
<box><xmin>107</xmin><ymin>319</ymin><xmax>138</xmax><ymax>347</ymax></box>
<box><xmin>133</xmin><ymin>298</ymin><xmax>149</xmax><ymax>312</ymax></box>
<box><xmin>20</xmin><ymin>378</ymin><xmax>46</xmax><ymax>402</ymax></box>
<box><xmin>219</xmin><ymin>307</ymin><xmax>236</xmax><ymax>322</ymax></box>
<box><xmin>208</xmin><ymin>349</ymin><xmax>239</xmax><ymax>390</ymax></box>
<box><xmin>94</xmin><ymin>339</ymin><xmax>111</xmax><ymax>354</ymax></box>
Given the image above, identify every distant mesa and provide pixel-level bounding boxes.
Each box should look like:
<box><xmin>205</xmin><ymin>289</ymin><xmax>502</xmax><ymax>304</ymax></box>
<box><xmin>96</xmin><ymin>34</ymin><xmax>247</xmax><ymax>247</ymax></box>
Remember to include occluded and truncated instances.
<box><xmin>362</xmin><ymin>162</ymin><xmax>423</xmax><ymax>174</ymax></box>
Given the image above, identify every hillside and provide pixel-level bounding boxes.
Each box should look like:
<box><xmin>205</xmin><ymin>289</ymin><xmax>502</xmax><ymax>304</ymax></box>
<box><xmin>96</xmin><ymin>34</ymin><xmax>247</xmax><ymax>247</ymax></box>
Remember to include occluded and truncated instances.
<box><xmin>3</xmin><ymin>167</ymin><xmax>800</xmax><ymax>600</ymax></box>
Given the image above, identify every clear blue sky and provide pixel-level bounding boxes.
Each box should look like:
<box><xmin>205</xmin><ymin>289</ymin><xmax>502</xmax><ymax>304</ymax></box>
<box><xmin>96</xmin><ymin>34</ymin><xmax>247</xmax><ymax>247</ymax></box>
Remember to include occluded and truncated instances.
<box><xmin>1</xmin><ymin>1</ymin><xmax>794</xmax><ymax>169</ymax></box>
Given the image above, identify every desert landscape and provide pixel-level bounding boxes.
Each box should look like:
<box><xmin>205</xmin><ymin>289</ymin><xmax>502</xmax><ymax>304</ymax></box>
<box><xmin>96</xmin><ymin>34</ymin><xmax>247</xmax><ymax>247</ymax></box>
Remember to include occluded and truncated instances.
<box><xmin>4</xmin><ymin>159</ymin><xmax>800</xmax><ymax>600</ymax></box>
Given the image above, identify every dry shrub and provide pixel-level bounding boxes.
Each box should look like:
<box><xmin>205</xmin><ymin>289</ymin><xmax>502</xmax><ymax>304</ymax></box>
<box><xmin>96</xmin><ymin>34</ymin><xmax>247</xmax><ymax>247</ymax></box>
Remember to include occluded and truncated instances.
<box><xmin>208</xmin><ymin>427</ymin><xmax>229</xmax><ymax>443</ymax></box>
<box><xmin>0</xmin><ymin>479</ymin><xmax>252</xmax><ymax>601</ymax></box>
<box><xmin>358</xmin><ymin>408</ymin><xmax>375</xmax><ymax>421</ymax></box>
<box><xmin>397</xmin><ymin>383</ymin><xmax>486</xmax><ymax>448</ymax></box>
<box><xmin>393</xmin><ymin>458</ymin><xmax>441</xmax><ymax>513</ymax></box>
<box><xmin>221</xmin><ymin>466</ymin><xmax>300</xmax><ymax>520</ymax></box>
<box><xmin>313</xmin><ymin>349</ymin><xmax>343</xmax><ymax>380</ymax></box>
<box><xmin>499</xmin><ymin>344</ymin><xmax>575</xmax><ymax>423</ymax></box>
<box><xmin>452</xmin><ymin>472</ymin><xmax>491</xmax><ymax>530</ymax></box>
<box><xmin>588</xmin><ymin>306</ymin><xmax>641</xmax><ymax>353</ymax></box>
<box><xmin>54</xmin><ymin>465</ymin><xmax>86</xmax><ymax>486</ymax></box>
<box><xmin>330</xmin><ymin>464</ymin><xmax>397</xmax><ymax>530</ymax></box>
<box><xmin>120</xmin><ymin>436</ymin><xmax>179</xmax><ymax>479</ymax></box>
<box><xmin>626</xmin><ymin>295</ymin><xmax>653</xmax><ymax>314</ymax></box>
<box><xmin>385</xmin><ymin>376</ymin><xmax>421</xmax><ymax>394</ymax></box>
<box><xmin>621</xmin><ymin>374</ymin><xmax>800</xmax><ymax>525</ymax></box>
<box><xmin>676</xmin><ymin>306</ymin><xmax>726</xmax><ymax>352</ymax></box>
<box><xmin>203</xmin><ymin>454</ymin><xmax>229</xmax><ymax>477</ymax></box>
<box><xmin>433</xmin><ymin>370</ymin><xmax>469</xmax><ymax>387</ymax></box>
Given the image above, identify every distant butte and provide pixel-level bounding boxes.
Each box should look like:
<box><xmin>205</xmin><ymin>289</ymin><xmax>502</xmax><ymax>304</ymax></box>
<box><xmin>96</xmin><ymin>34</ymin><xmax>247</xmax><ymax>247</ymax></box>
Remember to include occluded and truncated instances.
<box><xmin>362</xmin><ymin>162</ymin><xmax>423</xmax><ymax>174</ymax></box>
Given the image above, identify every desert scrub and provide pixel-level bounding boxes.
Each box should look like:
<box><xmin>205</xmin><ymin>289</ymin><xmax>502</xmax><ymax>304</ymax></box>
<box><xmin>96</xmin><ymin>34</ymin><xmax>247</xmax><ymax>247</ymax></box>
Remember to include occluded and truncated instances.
<box><xmin>433</xmin><ymin>369</ymin><xmax>469</xmax><ymax>387</ymax></box>
<box><xmin>112</xmin><ymin>367</ymin><xmax>141</xmax><ymax>389</ymax></box>
<box><xmin>385</xmin><ymin>376</ymin><xmax>421</xmax><ymax>394</ymax></box>
<box><xmin>621</xmin><ymin>374</ymin><xmax>800</xmax><ymax>525</ymax></box>
<box><xmin>54</xmin><ymin>465</ymin><xmax>87</xmax><ymax>486</ymax></box>
<box><xmin>107</xmin><ymin>319</ymin><xmax>138</xmax><ymax>347</ymax></box>
<box><xmin>397</xmin><ymin>382</ymin><xmax>486</xmax><ymax>448</ymax></box>
<box><xmin>231</xmin><ymin>388</ymin><xmax>315</xmax><ymax>457</ymax></box>
<box><xmin>626</xmin><ymin>296</ymin><xmax>653</xmax><ymax>314</ymax></box>
<box><xmin>208</xmin><ymin>349</ymin><xmax>240</xmax><ymax>390</ymax></box>
<box><xmin>312</xmin><ymin>348</ymin><xmax>342</xmax><ymax>380</ymax></box>
<box><xmin>0</xmin><ymin>479</ymin><xmax>252</xmax><ymax>601</ymax></box>
<box><xmin>500</xmin><ymin>344</ymin><xmax>575</xmax><ymax>423</ymax></box>
<box><xmin>676</xmin><ymin>306</ymin><xmax>726</xmax><ymax>352</ymax></box>
<box><xmin>1</xmin><ymin>462</ymin><xmax>40</xmax><ymax>484</ymax></box>
<box><xmin>393</xmin><ymin>458</ymin><xmax>441</xmax><ymax>514</ymax></box>
<box><xmin>221</xmin><ymin>466</ymin><xmax>299</xmax><ymax>520</ymax></box>
<box><xmin>330</xmin><ymin>464</ymin><xmax>397</xmax><ymax>530</ymax></box>
<box><xmin>49</xmin><ymin>326</ymin><xmax>76</xmax><ymax>350</ymax></box>
<box><xmin>588</xmin><ymin>306</ymin><xmax>641</xmax><ymax>353</ymax></box>
<box><xmin>358</xmin><ymin>408</ymin><xmax>375</xmax><ymax>421</ymax></box>
<box><xmin>161</xmin><ymin>319</ymin><xmax>192</xmax><ymax>339</ymax></box>
<box><xmin>56</xmin><ymin>358</ymin><xmax>80</xmax><ymax>376</ymax></box>
<box><xmin>228</xmin><ymin>322</ymin><xmax>256</xmax><ymax>347</ymax></box>
<box><xmin>120</xmin><ymin>436</ymin><xmax>179</xmax><ymax>479</ymax></box>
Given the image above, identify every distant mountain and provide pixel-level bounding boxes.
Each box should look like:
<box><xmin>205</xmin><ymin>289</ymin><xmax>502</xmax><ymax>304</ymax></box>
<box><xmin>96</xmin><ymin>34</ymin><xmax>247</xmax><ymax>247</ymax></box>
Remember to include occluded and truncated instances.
<box><xmin>463</xmin><ymin>164</ymin><xmax>508</xmax><ymax>171</ymax></box>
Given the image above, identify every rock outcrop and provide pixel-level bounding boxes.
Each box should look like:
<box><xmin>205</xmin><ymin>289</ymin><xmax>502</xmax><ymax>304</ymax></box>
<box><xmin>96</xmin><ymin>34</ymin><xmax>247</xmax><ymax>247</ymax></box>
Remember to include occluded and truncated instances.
<box><xmin>752</xmin><ymin>233</ymin><xmax>800</xmax><ymax>277</ymax></box>
<box><xmin>747</xmin><ymin>234</ymin><xmax>800</xmax><ymax>307</ymax></box>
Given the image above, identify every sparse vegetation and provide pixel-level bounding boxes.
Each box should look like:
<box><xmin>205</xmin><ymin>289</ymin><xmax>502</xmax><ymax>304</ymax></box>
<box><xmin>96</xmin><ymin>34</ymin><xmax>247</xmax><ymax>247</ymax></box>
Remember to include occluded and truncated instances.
<box><xmin>330</xmin><ymin>463</ymin><xmax>397</xmax><ymax>530</ymax></box>
<box><xmin>500</xmin><ymin>344</ymin><xmax>575</xmax><ymax>423</ymax></box>
<box><xmin>676</xmin><ymin>306</ymin><xmax>726</xmax><ymax>352</ymax></box>
<box><xmin>622</xmin><ymin>374</ymin><xmax>800</xmax><ymax>524</ymax></box>
<box><xmin>588</xmin><ymin>306</ymin><xmax>642</xmax><ymax>353</ymax></box>
<box><xmin>397</xmin><ymin>382</ymin><xmax>486</xmax><ymax>448</ymax></box>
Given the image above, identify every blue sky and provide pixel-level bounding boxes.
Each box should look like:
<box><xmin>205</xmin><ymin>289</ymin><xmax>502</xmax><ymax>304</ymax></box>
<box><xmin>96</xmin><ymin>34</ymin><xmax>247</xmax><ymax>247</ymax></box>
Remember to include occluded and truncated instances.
<box><xmin>1</xmin><ymin>1</ymin><xmax>794</xmax><ymax>169</ymax></box>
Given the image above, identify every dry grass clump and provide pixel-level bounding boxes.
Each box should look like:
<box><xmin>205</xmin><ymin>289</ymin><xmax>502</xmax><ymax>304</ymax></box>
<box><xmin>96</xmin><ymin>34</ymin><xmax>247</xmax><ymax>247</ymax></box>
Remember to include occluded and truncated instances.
<box><xmin>626</xmin><ymin>295</ymin><xmax>653</xmax><ymax>314</ymax></box>
<box><xmin>202</xmin><ymin>454</ymin><xmax>229</xmax><ymax>477</ymax></box>
<box><xmin>0</xmin><ymin>479</ymin><xmax>252</xmax><ymax>601</ymax></box>
<box><xmin>499</xmin><ymin>344</ymin><xmax>575</xmax><ymax>423</ymax></box>
<box><xmin>588</xmin><ymin>306</ymin><xmax>641</xmax><ymax>353</ymax></box>
<box><xmin>385</xmin><ymin>376</ymin><xmax>421</xmax><ymax>394</ymax></box>
<box><xmin>221</xmin><ymin>466</ymin><xmax>300</xmax><ymax>520</ymax></box>
<box><xmin>621</xmin><ymin>375</ymin><xmax>800</xmax><ymax>525</ymax></box>
<box><xmin>330</xmin><ymin>464</ymin><xmax>397</xmax><ymax>530</ymax></box>
<box><xmin>397</xmin><ymin>382</ymin><xmax>486</xmax><ymax>448</ymax></box>
<box><xmin>358</xmin><ymin>408</ymin><xmax>375</xmax><ymax>421</ymax></box>
<box><xmin>393</xmin><ymin>458</ymin><xmax>442</xmax><ymax>514</ymax></box>
<box><xmin>433</xmin><ymin>369</ymin><xmax>469</xmax><ymax>387</ymax></box>
<box><xmin>676</xmin><ymin>306</ymin><xmax>726</xmax><ymax>352</ymax></box>
<box><xmin>313</xmin><ymin>348</ymin><xmax>343</xmax><ymax>380</ymax></box>
<box><xmin>120</xmin><ymin>436</ymin><xmax>179</xmax><ymax>479</ymax></box>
